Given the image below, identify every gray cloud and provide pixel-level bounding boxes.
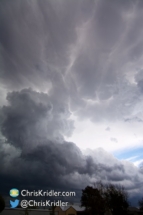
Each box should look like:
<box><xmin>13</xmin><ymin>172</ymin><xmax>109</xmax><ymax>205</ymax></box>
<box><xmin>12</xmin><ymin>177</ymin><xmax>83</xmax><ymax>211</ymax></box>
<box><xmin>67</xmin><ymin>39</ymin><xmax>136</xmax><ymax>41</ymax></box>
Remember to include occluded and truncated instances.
<box><xmin>0</xmin><ymin>89</ymin><xmax>96</xmax><ymax>189</ymax></box>
<box><xmin>0</xmin><ymin>88</ymin><xmax>74</xmax><ymax>150</ymax></box>
<box><xmin>105</xmin><ymin>127</ymin><xmax>110</xmax><ymax>131</ymax></box>
<box><xmin>1</xmin><ymin>0</ymin><xmax>143</xmax><ymax>122</ymax></box>
<box><xmin>124</xmin><ymin>117</ymin><xmax>143</xmax><ymax>123</ymax></box>
<box><xmin>110</xmin><ymin>138</ymin><xmax>118</xmax><ymax>143</ymax></box>
<box><xmin>0</xmin><ymin>89</ymin><xmax>143</xmax><ymax>206</ymax></box>
<box><xmin>1</xmin><ymin>0</ymin><xmax>143</xmax><ymax>207</ymax></box>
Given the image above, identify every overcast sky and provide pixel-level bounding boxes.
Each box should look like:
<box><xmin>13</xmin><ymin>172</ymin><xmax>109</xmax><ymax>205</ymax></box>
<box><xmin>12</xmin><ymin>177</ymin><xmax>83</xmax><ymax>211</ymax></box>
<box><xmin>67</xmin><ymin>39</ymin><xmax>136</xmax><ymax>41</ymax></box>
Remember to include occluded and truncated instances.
<box><xmin>0</xmin><ymin>0</ymin><xmax>143</xmax><ymax>207</ymax></box>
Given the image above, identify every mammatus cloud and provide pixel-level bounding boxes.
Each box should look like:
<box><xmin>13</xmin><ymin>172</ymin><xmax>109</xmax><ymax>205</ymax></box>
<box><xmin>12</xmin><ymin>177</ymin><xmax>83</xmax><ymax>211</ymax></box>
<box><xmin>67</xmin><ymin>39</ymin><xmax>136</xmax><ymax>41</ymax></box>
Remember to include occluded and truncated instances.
<box><xmin>1</xmin><ymin>0</ymin><xmax>143</xmax><ymax>122</ymax></box>
<box><xmin>1</xmin><ymin>0</ymin><xmax>143</xmax><ymax>207</ymax></box>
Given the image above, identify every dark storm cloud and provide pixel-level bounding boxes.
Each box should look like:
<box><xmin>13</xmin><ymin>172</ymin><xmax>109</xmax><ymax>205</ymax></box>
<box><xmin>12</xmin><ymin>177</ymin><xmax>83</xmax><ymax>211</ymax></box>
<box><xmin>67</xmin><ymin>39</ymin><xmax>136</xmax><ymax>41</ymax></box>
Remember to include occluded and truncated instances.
<box><xmin>0</xmin><ymin>89</ymin><xmax>143</xmax><ymax>205</ymax></box>
<box><xmin>0</xmin><ymin>88</ymin><xmax>74</xmax><ymax>149</ymax></box>
<box><xmin>0</xmin><ymin>89</ymin><xmax>97</xmax><ymax>190</ymax></box>
<box><xmin>1</xmin><ymin>0</ymin><xmax>143</xmax><ymax>206</ymax></box>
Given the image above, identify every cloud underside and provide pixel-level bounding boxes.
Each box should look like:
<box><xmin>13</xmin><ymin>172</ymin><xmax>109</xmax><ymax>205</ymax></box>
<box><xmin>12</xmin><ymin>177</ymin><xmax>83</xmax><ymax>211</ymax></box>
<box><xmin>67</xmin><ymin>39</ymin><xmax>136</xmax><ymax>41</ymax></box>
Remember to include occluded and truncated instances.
<box><xmin>0</xmin><ymin>0</ymin><xmax>143</xmax><ymax>206</ymax></box>
<box><xmin>0</xmin><ymin>89</ymin><xmax>143</xmax><ymax>205</ymax></box>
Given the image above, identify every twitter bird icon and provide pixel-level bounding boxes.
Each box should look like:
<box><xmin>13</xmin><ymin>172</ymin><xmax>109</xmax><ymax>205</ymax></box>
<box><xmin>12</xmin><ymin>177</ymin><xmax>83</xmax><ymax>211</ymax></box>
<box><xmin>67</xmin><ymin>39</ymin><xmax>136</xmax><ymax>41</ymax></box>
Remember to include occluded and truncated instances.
<box><xmin>10</xmin><ymin>199</ymin><xmax>19</xmax><ymax>208</ymax></box>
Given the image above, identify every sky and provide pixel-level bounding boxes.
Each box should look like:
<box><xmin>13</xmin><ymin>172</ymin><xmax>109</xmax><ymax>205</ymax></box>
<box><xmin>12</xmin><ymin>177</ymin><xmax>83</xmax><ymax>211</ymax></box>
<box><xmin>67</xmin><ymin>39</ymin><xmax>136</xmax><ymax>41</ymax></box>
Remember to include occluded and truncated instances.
<box><xmin>0</xmin><ymin>0</ymin><xmax>143</xmax><ymax>207</ymax></box>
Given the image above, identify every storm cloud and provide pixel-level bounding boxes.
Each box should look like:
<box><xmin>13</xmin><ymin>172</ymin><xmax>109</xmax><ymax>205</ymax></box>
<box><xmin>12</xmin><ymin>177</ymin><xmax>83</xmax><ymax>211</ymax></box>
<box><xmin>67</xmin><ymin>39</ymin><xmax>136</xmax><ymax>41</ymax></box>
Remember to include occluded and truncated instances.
<box><xmin>0</xmin><ymin>0</ymin><xmax>143</xmax><ymax>207</ymax></box>
<box><xmin>0</xmin><ymin>89</ymin><xmax>143</xmax><ymax>206</ymax></box>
